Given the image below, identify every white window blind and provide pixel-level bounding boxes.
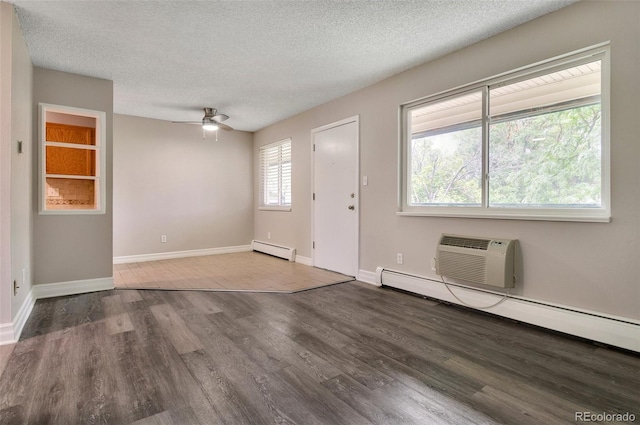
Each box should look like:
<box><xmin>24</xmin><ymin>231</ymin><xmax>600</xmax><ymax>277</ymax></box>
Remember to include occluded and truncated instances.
<box><xmin>259</xmin><ymin>138</ymin><xmax>292</xmax><ymax>209</ymax></box>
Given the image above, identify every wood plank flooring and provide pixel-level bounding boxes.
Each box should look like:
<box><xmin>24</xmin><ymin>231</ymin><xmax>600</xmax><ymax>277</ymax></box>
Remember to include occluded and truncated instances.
<box><xmin>0</xmin><ymin>345</ymin><xmax>14</xmax><ymax>379</ymax></box>
<box><xmin>1</xmin><ymin>282</ymin><xmax>638</xmax><ymax>424</ymax></box>
<box><xmin>113</xmin><ymin>252</ymin><xmax>353</xmax><ymax>292</ymax></box>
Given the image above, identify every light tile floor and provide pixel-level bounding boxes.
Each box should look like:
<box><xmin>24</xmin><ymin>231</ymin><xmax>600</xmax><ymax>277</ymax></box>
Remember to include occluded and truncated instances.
<box><xmin>113</xmin><ymin>251</ymin><xmax>354</xmax><ymax>293</ymax></box>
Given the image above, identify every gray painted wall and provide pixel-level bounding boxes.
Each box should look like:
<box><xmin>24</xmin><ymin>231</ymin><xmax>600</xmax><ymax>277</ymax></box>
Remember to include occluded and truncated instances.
<box><xmin>113</xmin><ymin>114</ymin><xmax>253</xmax><ymax>257</ymax></box>
<box><xmin>254</xmin><ymin>1</ymin><xmax>640</xmax><ymax>320</ymax></box>
<box><xmin>32</xmin><ymin>68</ymin><xmax>113</xmax><ymax>285</ymax></box>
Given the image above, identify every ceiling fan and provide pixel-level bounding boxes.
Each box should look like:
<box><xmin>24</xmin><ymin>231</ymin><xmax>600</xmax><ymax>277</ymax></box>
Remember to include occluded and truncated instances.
<box><xmin>173</xmin><ymin>107</ymin><xmax>234</xmax><ymax>132</ymax></box>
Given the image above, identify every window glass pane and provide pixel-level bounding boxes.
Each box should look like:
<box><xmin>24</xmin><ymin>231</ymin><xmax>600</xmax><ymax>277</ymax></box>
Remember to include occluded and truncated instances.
<box><xmin>490</xmin><ymin>61</ymin><xmax>601</xmax><ymax>118</ymax></box>
<box><xmin>489</xmin><ymin>104</ymin><xmax>601</xmax><ymax>208</ymax></box>
<box><xmin>489</xmin><ymin>61</ymin><xmax>601</xmax><ymax>208</ymax></box>
<box><xmin>409</xmin><ymin>91</ymin><xmax>483</xmax><ymax>206</ymax></box>
<box><xmin>45</xmin><ymin>177</ymin><xmax>97</xmax><ymax>210</ymax></box>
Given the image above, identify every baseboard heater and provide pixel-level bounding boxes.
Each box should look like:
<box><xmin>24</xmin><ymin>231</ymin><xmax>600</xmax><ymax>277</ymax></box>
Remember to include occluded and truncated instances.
<box><xmin>376</xmin><ymin>268</ymin><xmax>640</xmax><ymax>353</ymax></box>
<box><xmin>251</xmin><ymin>240</ymin><xmax>296</xmax><ymax>262</ymax></box>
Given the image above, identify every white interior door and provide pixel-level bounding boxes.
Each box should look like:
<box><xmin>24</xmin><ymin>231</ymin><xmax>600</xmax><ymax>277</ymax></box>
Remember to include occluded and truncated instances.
<box><xmin>312</xmin><ymin>118</ymin><xmax>358</xmax><ymax>277</ymax></box>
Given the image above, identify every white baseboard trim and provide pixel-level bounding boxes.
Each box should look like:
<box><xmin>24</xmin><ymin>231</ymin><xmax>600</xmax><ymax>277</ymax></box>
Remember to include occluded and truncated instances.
<box><xmin>0</xmin><ymin>276</ymin><xmax>113</xmax><ymax>345</ymax></box>
<box><xmin>113</xmin><ymin>245</ymin><xmax>252</xmax><ymax>264</ymax></box>
<box><xmin>377</xmin><ymin>268</ymin><xmax>640</xmax><ymax>353</ymax></box>
<box><xmin>0</xmin><ymin>323</ymin><xmax>16</xmax><ymax>346</ymax></box>
<box><xmin>34</xmin><ymin>276</ymin><xmax>114</xmax><ymax>300</ymax></box>
<box><xmin>295</xmin><ymin>255</ymin><xmax>312</xmax><ymax>266</ymax></box>
<box><xmin>357</xmin><ymin>269</ymin><xmax>380</xmax><ymax>286</ymax></box>
<box><xmin>7</xmin><ymin>289</ymin><xmax>36</xmax><ymax>344</ymax></box>
<box><xmin>0</xmin><ymin>289</ymin><xmax>35</xmax><ymax>346</ymax></box>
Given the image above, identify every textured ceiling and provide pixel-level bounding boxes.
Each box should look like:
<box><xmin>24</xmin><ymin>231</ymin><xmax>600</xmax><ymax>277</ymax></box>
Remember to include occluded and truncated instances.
<box><xmin>10</xmin><ymin>0</ymin><xmax>576</xmax><ymax>132</ymax></box>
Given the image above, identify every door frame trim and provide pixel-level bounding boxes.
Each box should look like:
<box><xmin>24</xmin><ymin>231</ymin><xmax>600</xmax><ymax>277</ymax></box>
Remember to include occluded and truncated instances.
<box><xmin>310</xmin><ymin>115</ymin><xmax>360</xmax><ymax>276</ymax></box>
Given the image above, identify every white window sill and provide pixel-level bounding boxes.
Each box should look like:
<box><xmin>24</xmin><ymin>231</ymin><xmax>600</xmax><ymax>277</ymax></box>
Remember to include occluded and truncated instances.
<box><xmin>258</xmin><ymin>206</ymin><xmax>292</xmax><ymax>212</ymax></box>
<box><xmin>39</xmin><ymin>209</ymin><xmax>106</xmax><ymax>215</ymax></box>
<box><xmin>397</xmin><ymin>209</ymin><xmax>611</xmax><ymax>223</ymax></box>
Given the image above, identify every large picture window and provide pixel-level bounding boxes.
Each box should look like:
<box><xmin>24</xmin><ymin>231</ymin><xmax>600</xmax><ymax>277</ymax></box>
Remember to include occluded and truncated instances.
<box><xmin>401</xmin><ymin>44</ymin><xmax>609</xmax><ymax>222</ymax></box>
<box><xmin>39</xmin><ymin>104</ymin><xmax>106</xmax><ymax>214</ymax></box>
<box><xmin>259</xmin><ymin>138</ymin><xmax>292</xmax><ymax>210</ymax></box>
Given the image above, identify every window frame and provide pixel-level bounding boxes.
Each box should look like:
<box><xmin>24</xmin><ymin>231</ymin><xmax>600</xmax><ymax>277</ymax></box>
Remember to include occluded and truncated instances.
<box><xmin>258</xmin><ymin>137</ymin><xmax>292</xmax><ymax>212</ymax></box>
<box><xmin>39</xmin><ymin>103</ymin><xmax>107</xmax><ymax>215</ymax></box>
<box><xmin>399</xmin><ymin>43</ymin><xmax>610</xmax><ymax>222</ymax></box>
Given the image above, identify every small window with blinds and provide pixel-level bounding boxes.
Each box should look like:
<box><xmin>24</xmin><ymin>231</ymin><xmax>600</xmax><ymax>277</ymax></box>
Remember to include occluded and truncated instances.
<box><xmin>259</xmin><ymin>138</ymin><xmax>292</xmax><ymax>211</ymax></box>
<box><xmin>400</xmin><ymin>44</ymin><xmax>610</xmax><ymax>222</ymax></box>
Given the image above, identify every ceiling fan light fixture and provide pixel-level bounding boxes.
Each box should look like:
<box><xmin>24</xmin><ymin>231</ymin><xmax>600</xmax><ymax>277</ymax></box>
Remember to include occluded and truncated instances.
<box><xmin>202</xmin><ymin>118</ymin><xmax>219</xmax><ymax>131</ymax></box>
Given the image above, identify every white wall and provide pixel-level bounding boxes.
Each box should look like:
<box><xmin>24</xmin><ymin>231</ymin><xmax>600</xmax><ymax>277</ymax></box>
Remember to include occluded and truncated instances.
<box><xmin>0</xmin><ymin>3</ymin><xmax>33</xmax><ymax>331</ymax></box>
<box><xmin>113</xmin><ymin>114</ymin><xmax>254</xmax><ymax>257</ymax></box>
<box><xmin>254</xmin><ymin>1</ymin><xmax>640</xmax><ymax>320</ymax></box>
<box><xmin>10</xmin><ymin>6</ymin><xmax>33</xmax><ymax>320</ymax></box>
<box><xmin>0</xmin><ymin>3</ymin><xmax>14</xmax><ymax>327</ymax></box>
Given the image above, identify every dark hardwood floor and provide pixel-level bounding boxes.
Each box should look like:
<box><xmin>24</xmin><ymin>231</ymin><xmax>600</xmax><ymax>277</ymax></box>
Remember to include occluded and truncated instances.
<box><xmin>0</xmin><ymin>281</ymin><xmax>638</xmax><ymax>424</ymax></box>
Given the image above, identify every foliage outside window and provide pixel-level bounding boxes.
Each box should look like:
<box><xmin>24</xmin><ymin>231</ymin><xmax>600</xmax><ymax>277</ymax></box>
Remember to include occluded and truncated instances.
<box><xmin>401</xmin><ymin>45</ymin><xmax>609</xmax><ymax>222</ymax></box>
<box><xmin>259</xmin><ymin>138</ymin><xmax>292</xmax><ymax>211</ymax></box>
<box><xmin>40</xmin><ymin>104</ymin><xmax>106</xmax><ymax>214</ymax></box>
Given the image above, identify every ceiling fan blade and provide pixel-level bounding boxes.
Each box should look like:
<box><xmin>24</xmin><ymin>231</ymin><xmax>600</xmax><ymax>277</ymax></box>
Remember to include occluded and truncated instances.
<box><xmin>173</xmin><ymin>108</ymin><xmax>233</xmax><ymax>131</ymax></box>
<box><xmin>212</xmin><ymin>113</ymin><xmax>229</xmax><ymax>122</ymax></box>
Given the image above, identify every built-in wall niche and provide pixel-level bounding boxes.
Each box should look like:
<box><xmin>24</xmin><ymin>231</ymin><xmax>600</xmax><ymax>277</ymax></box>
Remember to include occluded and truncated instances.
<box><xmin>39</xmin><ymin>104</ymin><xmax>106</xmax><ymax>214</ymax></box>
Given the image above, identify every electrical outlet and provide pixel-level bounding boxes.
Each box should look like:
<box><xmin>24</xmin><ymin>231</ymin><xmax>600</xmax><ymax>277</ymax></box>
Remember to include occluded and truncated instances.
<box><xmin>431</xmin><ymin>258</ymin><xmax>436</xmax><ymax>271</ymax></box>
<box><xmin>396</xmin><ymin>253</ymin><xmax>403</xmax><ymax>265</ymax></box>
<box><xmin>161</xmin><ymin>235</ymin><xmax>167</xmax><ymax>243</ymax></box>
<box><xmin>267</xmin><ymin>232</ymin><xmax>271</xmax><ymax>240</ymax></box>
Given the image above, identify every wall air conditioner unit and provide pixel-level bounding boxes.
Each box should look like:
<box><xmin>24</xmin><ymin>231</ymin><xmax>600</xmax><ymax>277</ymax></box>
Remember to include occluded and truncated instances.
<box><xmin>436</xmin><ymin>234</ymin><xmax>516</xmax><ymax>288</ymax></box>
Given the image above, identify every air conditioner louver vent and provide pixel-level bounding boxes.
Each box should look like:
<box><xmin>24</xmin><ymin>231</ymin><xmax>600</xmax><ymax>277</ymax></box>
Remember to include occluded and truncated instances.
<box><xmin>438</xmin><ymin>251</ymin><xmax>487</xmax><ymax>284</ymax></box>
<box><xmin>440</xmin><ymin>236</ymin><xmax>490</xmax><ymax>250</ymax></box>
<box><xmin>436</xmin><ymin>234</ymin><xmax>516</xmax><ymax>288</ymax></box>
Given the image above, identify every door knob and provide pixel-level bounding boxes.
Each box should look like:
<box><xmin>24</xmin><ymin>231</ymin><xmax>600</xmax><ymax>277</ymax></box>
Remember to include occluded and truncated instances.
<box><xmin>348</xmin><ymin>205</ymin><xmax>355</xmax><ymax>210</ymax></box>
